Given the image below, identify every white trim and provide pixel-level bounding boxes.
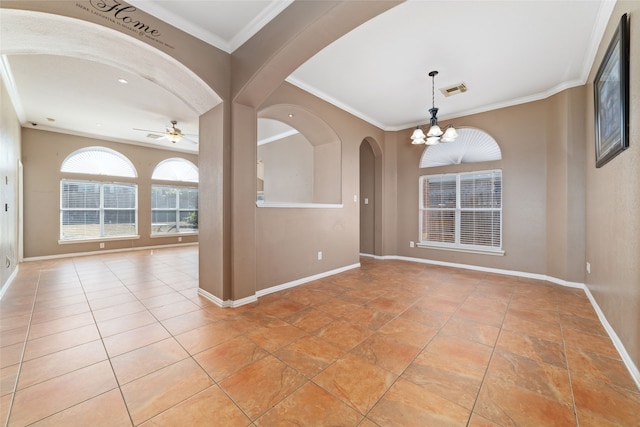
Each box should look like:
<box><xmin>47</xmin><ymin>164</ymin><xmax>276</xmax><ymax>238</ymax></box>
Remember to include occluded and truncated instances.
<box><xmin>387</xmin><ymin>255</ymin><xmax>577</xmax><ymax>286</ymax></box>
<box><xmin>256</xmin><ymin>202</ymin><xmax>343</xmax><ymax>209</ymax></box>
<box><xmin>197</xmin><ymin>288</ymin><xmax>258</xmax><ymax>308</ymax></box>
<box><xmin>416</xmin><ymin>244</ymin><xmax>505</xmax><ymax>257</ymax></box>
<box><xmin>23</xmin><ymin>242</ymin><xmax>197</xmax><ymax>262</ymax></box>
<box><xmin>258</xmin><ymin>129</ymin><xmax>300</xmax><ymax>146</ymax></box>
<box><xmin>583</xmin><ymin>286</ymin><xmax>640</xmax><ymax>391</ymax></box>
<box><xmin>0</xmin><ymin>265</ymin><xmax>20</xmax><ymax>301</ymax></box>
<box><xmin>59</xmin><ymin>235</ymin><xmax>141</xmax><ymax>245</ymax></box>
<box><xmin>256</xmin><ymin>263</ymin><xmax>360</xmax><ymax>298</ymax></box>
<box><xmin>150</xmin><ymin>232</ymin><xmax>198</xmax><ymax>239</ymax></box>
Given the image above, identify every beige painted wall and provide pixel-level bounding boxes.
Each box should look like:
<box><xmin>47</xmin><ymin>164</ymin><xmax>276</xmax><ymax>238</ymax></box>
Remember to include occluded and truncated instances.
<box><xmin>314</xmin><ymin>141</ymin><xmax>341</xmax><ymax>204</ymax></box>
<box><xmin>396</xmin><ymin>99</ymin><xmax>550</xmax><ymax>274</ymax></box>
<box><xmin>259</xmin><ymin>134</ymin><xmax>314</xmax><ymax>203</ymax></box>
<box><xmin>360</xmin><ymin>141</ymin><xmax>375</xmax><ymax>255</ymax></box>
<box><xmin>255</xmin><ymin>82</ymin><xmax>386</xmax><ymax>291</ymax></box>
<box><xmin>0</xmin><ymin>78</ymin><xmax>21</xmax><ymax>290</ymax></box>
<box><xmin>22</xmin><ymin>128</ymin><xmax>198</xmax><ymax>258</ymax></box>
<box><xmin>585</xmin><ymin>1</ymin><xmax>640</xmax><ymax>372</ymax></box>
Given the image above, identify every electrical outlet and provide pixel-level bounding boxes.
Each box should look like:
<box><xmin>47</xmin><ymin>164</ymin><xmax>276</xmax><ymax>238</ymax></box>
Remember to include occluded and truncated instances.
<box><xmin>410</xmin><ymin>241</ymin><xmax>415</xmax><ymax>248</ymax></box>
<box><xmin>99</xmin><ymin>243</ymin><xmax>105</xmax><ymax>249</ymax></box>
<box><xmin>178</xmin><ymin>237</ymin><xmax>182</xmax><ymax>242</ymax></box>
<box><xmin>317</xmin><ymin>251</ymin><xmax>323</xmax><ymax>261</ymax></box>
<box><xmin>586</xmin><ymin>262</ymin><xmax>591</xmax><ymax>274</ymax></box>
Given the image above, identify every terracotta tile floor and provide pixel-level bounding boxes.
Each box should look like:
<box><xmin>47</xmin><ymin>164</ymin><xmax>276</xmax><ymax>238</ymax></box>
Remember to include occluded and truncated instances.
<box><xmin>1</xmin><ymin>246</ymin><xmax>639</xmax><ymax>426</ymax></box>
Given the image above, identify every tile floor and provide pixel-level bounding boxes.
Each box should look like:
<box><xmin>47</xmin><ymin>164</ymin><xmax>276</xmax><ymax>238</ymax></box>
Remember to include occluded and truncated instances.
<box><xmin>1</xmin><ymin>246</ymin><xmax>639</xmax><ymax>426</ymax></box>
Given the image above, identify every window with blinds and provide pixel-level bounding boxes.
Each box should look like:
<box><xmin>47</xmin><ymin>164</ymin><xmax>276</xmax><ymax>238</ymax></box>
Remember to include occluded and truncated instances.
<box><xmin>151</xmin><ymin>185</ymin><xmax>198</xmax><ymax>234</ymax></box>
<box><xmin>420</xmin><ymin>170</ymin><xmax>502</xmax><ymax>251</ymax></box>
<box><xmin>60</xmin><ymin>180</ymin><xmax>137</xmax><ymax>240</ymax></box>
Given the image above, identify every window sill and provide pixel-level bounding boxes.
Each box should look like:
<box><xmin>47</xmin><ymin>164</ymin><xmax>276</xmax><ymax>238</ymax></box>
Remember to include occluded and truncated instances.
<box><xmin>417</xmin><ymin>243</ymin><xmax>505</xmax><ymax>256</ymax></box>
<box><xmin>58</xmin><ymin>235</ymin><xmax>140</xmax><ymax>245</ymax></box>
<box><xmin>256</xmin><ymin>201</ymin><xmax>343</xmax><ymax>209</ymax></box>
<box><xmin>150</xmin><ymin>232</ymin><xmax>198</xmax><ymax>238</ymax></box>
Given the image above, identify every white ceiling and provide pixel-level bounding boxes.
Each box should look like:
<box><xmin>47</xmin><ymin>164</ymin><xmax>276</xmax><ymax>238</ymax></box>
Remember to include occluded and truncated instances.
<box><xmin>0</xmin><ymin>1</ymin><xmax>615</xmax><ymax>153</ymax></box>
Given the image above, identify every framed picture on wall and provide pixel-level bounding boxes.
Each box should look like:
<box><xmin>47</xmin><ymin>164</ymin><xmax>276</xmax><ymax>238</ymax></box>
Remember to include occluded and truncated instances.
<box><xmin>594</xmin><ymin>13</ymin><xmax>630</xmax><ymax>168</ymax></box>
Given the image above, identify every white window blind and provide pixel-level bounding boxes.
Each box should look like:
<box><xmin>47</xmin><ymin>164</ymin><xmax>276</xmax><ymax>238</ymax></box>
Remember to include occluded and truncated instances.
<box><xmin>152</xmin><ymin>158</ymin><xmax>198</xmax><ymax>182</ymax></box>
<box><xmin>61</xmin><ymin>147</ymin><xmax>137</xmax><ymax>177</ymax></box>
<box><xmin>61</xmin><ymin>180</ymin><xmax>137</xmax><ymax>240</ymax></box>
<box><xmin>151</xmin><ymin>185</ymin><xmax>198</xmax><ymax>234</ymax></box>
<box><xmin>420</xmin><ymin>170</ymin><xmax>502</xmax><ymax>251</ymax></box>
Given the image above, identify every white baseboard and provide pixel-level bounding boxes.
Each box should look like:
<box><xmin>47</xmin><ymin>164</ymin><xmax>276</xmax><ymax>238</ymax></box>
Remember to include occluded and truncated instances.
<box><xmin>197</xmin><ymin>263</ymin><xmax>360</xmax><ymax>308</ymax></box>
<box><xmin>22</xmin><ymin>242</ymin><xmax>198</xmax><ymax>262</ymax></box>
<box><xmin>197</xmin><ymin>288</ymin><xmax>258</xmax><ymax>308</ymax></box>
<box><xmin>582</xmin><ymin>286</ymin><xmax>640</xmax><ymax>390</ymax></box>
<box><xmin>389</xmin><ymin>254</ymin><xmax>639</xmax><ymax>391</ymax></box>
<box><xmin>256</xmin><ymin>263</ymin><xmax>361</xmax><ymax>298</ymax></box>
<box><xmin>0</xmin><ymin>265</ymin><xmax>20</xmax><ymax>301</ymax></box>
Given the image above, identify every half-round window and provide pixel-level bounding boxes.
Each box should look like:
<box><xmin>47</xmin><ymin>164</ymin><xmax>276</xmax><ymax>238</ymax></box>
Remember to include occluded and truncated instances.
<box><xmin>61</xmin><ymin>147</ymin><xmax>137</xmax><ymax>177</ymax></box>
<box><xmin>152</xmin><ymin>158</ymin><xmax>199</xmax><ymax>182</ymax></box>
<box><xmin>420</xmin><ymin>127</ymin><xmax>502</xmax><ymax>168</ymax></box>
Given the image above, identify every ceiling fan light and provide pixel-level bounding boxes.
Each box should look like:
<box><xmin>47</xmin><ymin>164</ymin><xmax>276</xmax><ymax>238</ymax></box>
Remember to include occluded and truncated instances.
<box><xmin>167</xmin><ymin>132</ymin><xmax>182</xmax><ymax>143</ymax></box>
<box><xmin>426</xmin><ymin>136</ymin><xmax>441</xmax><ymax>145</ymax></box>
<box><xmin>412</xmin><ymin>137</ymin><xmax>426</xmax><ymax>145</ymax></box>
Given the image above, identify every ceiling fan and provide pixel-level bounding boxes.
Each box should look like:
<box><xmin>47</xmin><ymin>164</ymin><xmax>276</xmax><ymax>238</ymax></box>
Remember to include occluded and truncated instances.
<box><xmin>134</xmin><ymin>120</ymin><xmax>198</xmax><ymax>144</ymax></box>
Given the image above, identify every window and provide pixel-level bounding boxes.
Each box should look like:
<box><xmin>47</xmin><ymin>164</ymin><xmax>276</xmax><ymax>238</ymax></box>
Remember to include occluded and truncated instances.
<box><xmin>61</xmin><ymin>147</ymin><xmax>137</xmax><ymax>177</ymax></box>
<box><xmin>60</xmin><ymin>147</ymin><xmax>138</xmax><ymax>241</ymax></box>
<box><xmin>420</xmin><ymin>170</ymin><xmax>502</xmax><ymax>252</ymax></box>
<box><xmin>151</xmin><ymin>158</ymin><xmax>199</xmax><ymax>234</ymax></box>
<box><xmin>151</xmin><ymin>186</ymin><xmax>198</xmax><ymax>233</ymax></box>
<box><xmin>152</xmin><ymin>158</ymin><xmax>198</xmax><ymax>182</ymax></box>
<box><xmin>60</xmin><ymin>180</ymin><xmax>137</xmax><ymax>240</ymax></box>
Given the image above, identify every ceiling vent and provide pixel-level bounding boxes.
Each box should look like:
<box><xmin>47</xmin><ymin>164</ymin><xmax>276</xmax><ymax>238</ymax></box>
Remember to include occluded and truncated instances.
<box><xmin>440</xmin><ymin>83</ymin><xmax>467</xmax><ymax>97</ymax></box>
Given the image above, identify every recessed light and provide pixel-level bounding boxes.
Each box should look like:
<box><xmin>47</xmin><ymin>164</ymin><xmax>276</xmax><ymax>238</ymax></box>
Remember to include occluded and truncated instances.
<box><xmin>288</xmin><ymin>113</ymin><xmax>294</xmax><ymax>118</ymax></box>
<box><xmin>117</xmin><ymin>78</ymin><xmax>128</xmax><ymax>84</ymax></box>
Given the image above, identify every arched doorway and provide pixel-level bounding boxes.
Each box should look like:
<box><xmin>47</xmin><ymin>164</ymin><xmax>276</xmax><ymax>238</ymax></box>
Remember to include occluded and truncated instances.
<box><xmin>359</xmin><ymin>137</ymin><xmax>382</xmax><ymax>257</ymax></box>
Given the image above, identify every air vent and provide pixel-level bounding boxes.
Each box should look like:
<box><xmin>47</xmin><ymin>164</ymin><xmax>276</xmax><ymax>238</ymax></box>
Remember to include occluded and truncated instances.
<box><xmin>146</xmin><ymin>133</ymin><xmax>162</xmax><ymax>139</ymax></box>
<box><xmin>440</xmin><ymin>83</ymin><xmax>467</xmax><ymax>97</ymax></box>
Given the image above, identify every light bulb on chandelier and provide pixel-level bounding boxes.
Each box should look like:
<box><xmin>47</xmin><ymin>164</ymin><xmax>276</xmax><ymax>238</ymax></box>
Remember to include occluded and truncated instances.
<box><xmin>410</xmin><ymin>70</ymin><xmax>457</xmax><ymax>145</ymax></box>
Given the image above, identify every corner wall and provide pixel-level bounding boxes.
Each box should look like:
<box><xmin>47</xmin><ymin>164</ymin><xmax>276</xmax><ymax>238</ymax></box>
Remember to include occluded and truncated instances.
<box><xmin>21</xmin><ymin>128</ymin><xmax>199</xmax><ymax>258</ymax></box>
<box><xmin>0</xmin><ymin>78</ymin><xmax>21</xmax><ymax>292</ymax></box>
<box><xmin>585</xmin><ymin>1</ymin><xmax>640</xmax><ymax>373</ymax></box>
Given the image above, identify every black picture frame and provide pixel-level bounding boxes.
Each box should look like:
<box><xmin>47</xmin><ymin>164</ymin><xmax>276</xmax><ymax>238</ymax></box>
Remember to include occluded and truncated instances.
<box><xmin>594</xmin><ymin>13</ymin><xmax>630</xmax><ymax>168</ymax></box>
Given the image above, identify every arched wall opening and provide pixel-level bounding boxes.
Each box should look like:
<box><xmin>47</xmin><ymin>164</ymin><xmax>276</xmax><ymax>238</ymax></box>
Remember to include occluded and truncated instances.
<box><xmin>359</xmin><ymin>136</ymin><xmax>383</xmax><ymax>257</ymax></box>
<box><xmin>257</xmin><ymin>104</ymin><xmax>342</xmax><ymax>206</ymax></box>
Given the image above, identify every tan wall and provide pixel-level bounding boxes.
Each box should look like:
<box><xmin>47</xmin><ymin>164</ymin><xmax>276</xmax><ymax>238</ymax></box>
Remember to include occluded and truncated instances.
<box><xmin>585</xmin><ymin>1</ymin><xmax>640</xmax><ymax>371</ymax></box>
<box><xmin>546</xmin><ymin>87</ymin><xmax>587</xmax><ymax>284</ymax></box>
<box><xmin>396</xmin><ymin>100</ymin><xmax>550</xmax><ymax>274</ymax></box>
<box><xmin>0</xmin><ymin>78</ymin><xmax>21</xmax><ymax>289</ymax></box>
<box><xmin>314</xmin><ymin>141</ymin><xmax>341</xmax><ymax>204</ymax></box>
<box><xmin>360</xmin><ymin>141</ymin><xmax>375</xmax><ymax>255</ymax></box>
<box><xmin>259</xmin><ymin>134</ymin><xmax>314</xmax><ymax>203</ymax></box>
<box><xmin>22</xmin><ymin>128</ymin><xmax>198</xmax><ymax>258</ymax></box>
<box><xmin>255</xmin><ymin>82</ymin><xmax>386</xmax><ymax>291</ymax></box>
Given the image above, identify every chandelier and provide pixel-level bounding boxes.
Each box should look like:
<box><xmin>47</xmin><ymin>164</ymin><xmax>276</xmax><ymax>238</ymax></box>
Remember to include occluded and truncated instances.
<box><xmin>410</xmin><ymin>70</ymin><xmax>458</xmax><ymax>145</ymax></box>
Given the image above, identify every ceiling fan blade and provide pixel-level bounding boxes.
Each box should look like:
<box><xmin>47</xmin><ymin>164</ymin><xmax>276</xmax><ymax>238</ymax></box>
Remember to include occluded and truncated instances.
<box><xmin>181</xmin><ymin>136</ymin><xmax>198</xmax><ymax>145</ymax></box>
<box><xmin>133</xmin><ymin>128</ymin><xmax>165</xmax><ymax>133</ymax></box>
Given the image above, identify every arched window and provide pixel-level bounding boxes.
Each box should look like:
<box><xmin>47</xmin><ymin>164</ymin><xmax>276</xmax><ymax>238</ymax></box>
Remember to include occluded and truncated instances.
<box><xmin>418</xmin><ymin>129</ymin><xmax>503</xmax><ymax>254</ymax></box>
<box><xmin>61</xmin><ymin>147</ymin><xmax>137</xmax><ymax>177</ymax></box>
<box><xmin>151</xmin><ymin>158</ymin><xmax>198</xmax><ymax>234</ymax></box>
<box><xmin>152</xmin><ymin>158</ymin><xmax>198</xmax><ymax>182</ymax></box>
<box><xmin>420</xmin><ymin>127</ymin><xmax>501</xmax><ymax>168</ymax></box>
<box><xmin>60</xmin><ymin>147</ymin><xmax>137</xmax><ymax>241</ymax></box>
